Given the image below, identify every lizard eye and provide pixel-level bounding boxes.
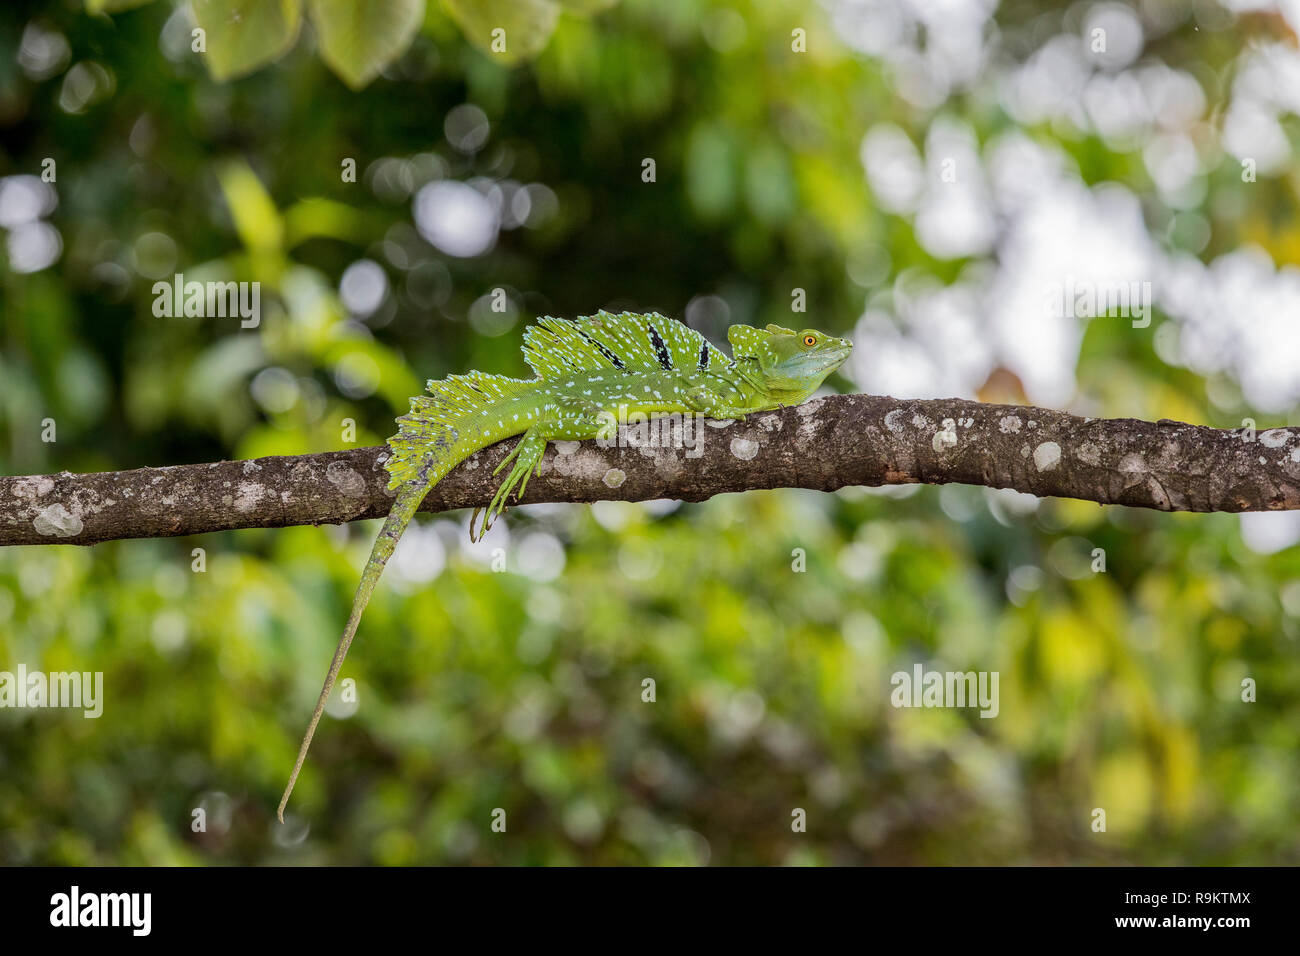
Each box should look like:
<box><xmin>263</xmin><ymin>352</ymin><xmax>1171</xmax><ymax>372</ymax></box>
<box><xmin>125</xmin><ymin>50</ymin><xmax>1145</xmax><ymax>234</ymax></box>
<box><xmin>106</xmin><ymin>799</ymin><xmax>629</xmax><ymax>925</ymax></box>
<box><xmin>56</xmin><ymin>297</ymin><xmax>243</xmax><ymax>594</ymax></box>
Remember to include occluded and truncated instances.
<box><xmin>802</xmin><ymin>334</ymin><xmax>818</xmax><ymax>347</ymax></box>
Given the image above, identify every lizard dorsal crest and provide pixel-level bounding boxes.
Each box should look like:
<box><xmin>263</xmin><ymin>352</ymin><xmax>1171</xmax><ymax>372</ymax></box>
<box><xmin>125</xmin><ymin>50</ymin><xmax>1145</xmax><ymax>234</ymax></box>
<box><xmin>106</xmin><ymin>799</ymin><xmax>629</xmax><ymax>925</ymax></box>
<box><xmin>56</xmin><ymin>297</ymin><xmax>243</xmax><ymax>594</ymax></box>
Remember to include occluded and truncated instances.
<box><xmin>522</xmin><ymin>311</ymin><xmax>725</xmax><ymax>378</ymax></box>
<box><xmin>728</xmin><ymin>324</ymin><xmax>800</xmax><ymax>362</ymax></box>
<box><xmin>727</xmin><ymin>324</ymin><xmax>772</xmax><ymax>361</ymax></box>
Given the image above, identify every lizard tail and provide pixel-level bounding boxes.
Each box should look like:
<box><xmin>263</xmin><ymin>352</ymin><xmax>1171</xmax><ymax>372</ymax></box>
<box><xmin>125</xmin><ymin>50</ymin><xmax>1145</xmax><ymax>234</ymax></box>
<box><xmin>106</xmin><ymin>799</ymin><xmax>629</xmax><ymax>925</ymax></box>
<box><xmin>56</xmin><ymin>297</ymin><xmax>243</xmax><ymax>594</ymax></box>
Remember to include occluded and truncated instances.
<box><xmin>276</xmin><ymin>478</ymin><xmax>429</xmax><ymax>822</ymax></box>
<box><xmin>278</xmin><ymin>372</ymin><xmax>534</xmax><ymax>820</ymax></box>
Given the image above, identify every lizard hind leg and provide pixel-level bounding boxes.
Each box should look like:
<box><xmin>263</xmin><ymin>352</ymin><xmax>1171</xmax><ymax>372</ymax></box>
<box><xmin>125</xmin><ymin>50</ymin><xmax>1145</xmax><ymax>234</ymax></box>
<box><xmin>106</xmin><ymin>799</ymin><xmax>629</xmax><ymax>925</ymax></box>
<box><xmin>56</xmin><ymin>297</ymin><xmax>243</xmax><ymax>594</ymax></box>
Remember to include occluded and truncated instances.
<box><xmin>478</xmin><ymin>430</ymin><xmax>549</xmax><ymax>538</ymax></box>
<box><xmin>469</xmin><ymin>434</ymin><xmax>534</xmax><ymax>541</ymax></box>
<box><xmin>473</xmin><ymin>402</ymin><xmax>606</xmax><ymax>541</ymax></box>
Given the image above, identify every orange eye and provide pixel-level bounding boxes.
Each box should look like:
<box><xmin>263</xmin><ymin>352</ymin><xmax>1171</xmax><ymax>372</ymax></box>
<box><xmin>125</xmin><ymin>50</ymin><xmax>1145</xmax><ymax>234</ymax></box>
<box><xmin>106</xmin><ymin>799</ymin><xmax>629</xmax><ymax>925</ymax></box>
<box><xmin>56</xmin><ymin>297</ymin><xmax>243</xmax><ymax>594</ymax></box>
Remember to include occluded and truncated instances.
<box><xmin>802</xmin><ymin>334</ymin><xmax>817</xmax><ymax>347</ymax></box>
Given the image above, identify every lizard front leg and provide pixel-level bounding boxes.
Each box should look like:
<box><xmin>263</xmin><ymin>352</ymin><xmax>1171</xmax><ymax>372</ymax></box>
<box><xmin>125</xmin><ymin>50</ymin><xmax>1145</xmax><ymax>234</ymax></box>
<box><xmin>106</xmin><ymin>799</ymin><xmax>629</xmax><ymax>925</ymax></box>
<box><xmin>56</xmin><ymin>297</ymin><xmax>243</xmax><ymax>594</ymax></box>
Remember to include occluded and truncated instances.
<box><xmin>684</xmin><ymin>384</ymin><xmax>751</xmax><ymax>422</ymax></box>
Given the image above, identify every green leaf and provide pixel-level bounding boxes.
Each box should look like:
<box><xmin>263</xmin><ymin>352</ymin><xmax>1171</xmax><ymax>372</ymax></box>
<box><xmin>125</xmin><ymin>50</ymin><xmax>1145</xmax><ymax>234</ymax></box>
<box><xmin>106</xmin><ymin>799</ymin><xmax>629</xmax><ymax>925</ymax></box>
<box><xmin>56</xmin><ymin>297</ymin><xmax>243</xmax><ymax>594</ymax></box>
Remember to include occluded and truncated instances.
<box><xmin>86</xmin><ymin>0</ymin><xmax>159</xmax><ymax>13</ymax></box>
<box><xmin>192</xmin><ymin>0</ymin><xmax>303</xmax><ymax>82</ymax></box>
<box><xmin>307</xmin><ymin>0</ymin><xmax>425</xmax><ymax>90</ymax></box>
<box><xmin>216</xmin><ymin>160</ymin><xmax>285</xmax><ymax>254</ymax></box>
<box><xmin>442</xmin><ymin>0</ymin><xmax>560</xmax><ymax>66</ymax></box>
<box><xmin>284</xmin><ymin>198</ymin><xmax>365</xmax><ymax>246</ymax></box>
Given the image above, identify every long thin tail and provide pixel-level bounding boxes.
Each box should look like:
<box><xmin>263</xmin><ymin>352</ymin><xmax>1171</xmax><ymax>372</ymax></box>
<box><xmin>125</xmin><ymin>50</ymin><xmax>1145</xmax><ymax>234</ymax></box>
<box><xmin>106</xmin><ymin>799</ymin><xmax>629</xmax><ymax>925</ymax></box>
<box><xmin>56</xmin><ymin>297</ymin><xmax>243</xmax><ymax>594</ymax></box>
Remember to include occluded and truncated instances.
<box><xmin>276</xmin><ymin>479</ymin><xmax>430</xmax><ymax>821</ymax></box>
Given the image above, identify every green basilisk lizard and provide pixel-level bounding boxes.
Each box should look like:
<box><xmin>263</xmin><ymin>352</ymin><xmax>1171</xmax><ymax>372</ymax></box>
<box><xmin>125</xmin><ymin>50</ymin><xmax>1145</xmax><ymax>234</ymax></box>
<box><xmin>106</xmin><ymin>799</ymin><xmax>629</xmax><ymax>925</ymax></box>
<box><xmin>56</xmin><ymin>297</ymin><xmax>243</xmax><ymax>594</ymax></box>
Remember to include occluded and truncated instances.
<box><xmin>277</xmin><ymin>311</ymin><xmax>851</xmax><ymax>819</ymax></box>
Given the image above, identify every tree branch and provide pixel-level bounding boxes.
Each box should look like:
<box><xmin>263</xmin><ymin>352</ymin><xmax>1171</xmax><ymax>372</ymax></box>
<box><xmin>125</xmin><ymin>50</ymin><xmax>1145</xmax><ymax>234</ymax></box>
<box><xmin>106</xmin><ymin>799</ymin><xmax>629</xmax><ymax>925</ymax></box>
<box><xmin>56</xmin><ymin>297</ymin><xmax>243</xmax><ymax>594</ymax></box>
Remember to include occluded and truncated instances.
<box><xmin>3</xmin><ymin>394</ymin><xmax>1298</xmax><ymax>547</ymax></box>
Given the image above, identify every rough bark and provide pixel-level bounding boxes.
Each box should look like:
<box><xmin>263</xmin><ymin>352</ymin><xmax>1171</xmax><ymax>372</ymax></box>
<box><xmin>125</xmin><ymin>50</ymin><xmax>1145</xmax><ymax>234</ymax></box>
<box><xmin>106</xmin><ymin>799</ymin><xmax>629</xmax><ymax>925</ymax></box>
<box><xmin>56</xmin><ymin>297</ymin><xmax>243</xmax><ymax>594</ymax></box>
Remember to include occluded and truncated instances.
<box><xmin>2</xmin><ymin>394</ymin><xmax>1298</xmax><ymax>547</ymax></box>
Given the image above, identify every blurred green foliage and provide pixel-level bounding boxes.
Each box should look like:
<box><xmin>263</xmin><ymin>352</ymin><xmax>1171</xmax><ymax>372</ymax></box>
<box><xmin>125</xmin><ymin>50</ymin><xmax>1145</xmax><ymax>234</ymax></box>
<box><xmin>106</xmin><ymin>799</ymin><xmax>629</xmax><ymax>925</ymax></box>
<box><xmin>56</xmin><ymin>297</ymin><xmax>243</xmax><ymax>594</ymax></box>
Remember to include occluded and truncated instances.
<box><xmin>1</xmin><ymin>0</ymin><xmax>1299</xmax><ymax>864</ymax></box>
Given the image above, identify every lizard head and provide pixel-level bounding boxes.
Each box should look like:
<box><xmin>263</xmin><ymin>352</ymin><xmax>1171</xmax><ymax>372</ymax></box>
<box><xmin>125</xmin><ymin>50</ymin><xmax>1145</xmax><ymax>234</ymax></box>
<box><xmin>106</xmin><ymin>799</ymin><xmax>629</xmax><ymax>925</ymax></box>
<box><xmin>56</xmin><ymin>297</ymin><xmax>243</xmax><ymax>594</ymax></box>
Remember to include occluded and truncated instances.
<box><xmin>727</xmin><ymin>323</ymin><xmax>852</xmax><ymax>403</ymax></box>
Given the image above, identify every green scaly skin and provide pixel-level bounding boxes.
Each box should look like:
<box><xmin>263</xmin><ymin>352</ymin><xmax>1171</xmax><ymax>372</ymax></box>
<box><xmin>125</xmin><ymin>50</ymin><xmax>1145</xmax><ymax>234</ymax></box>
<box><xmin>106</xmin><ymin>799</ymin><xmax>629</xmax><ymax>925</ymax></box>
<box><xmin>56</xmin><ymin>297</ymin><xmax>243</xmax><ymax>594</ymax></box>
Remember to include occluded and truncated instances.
<box><xmin>277</xmin><ymin>312</ymin><xmax>851</xmax><ymax>819</ymax></box>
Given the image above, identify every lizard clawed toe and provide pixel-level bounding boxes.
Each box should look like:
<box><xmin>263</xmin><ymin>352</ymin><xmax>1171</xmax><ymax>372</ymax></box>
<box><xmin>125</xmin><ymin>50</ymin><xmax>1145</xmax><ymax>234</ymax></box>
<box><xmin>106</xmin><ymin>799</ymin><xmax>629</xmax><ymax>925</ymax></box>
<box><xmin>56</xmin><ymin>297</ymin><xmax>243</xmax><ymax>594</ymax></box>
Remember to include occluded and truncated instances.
<box><xmin>468</xmin><ymin>506</ymin><xmax>490</xmax><ymax>542</ymax></box>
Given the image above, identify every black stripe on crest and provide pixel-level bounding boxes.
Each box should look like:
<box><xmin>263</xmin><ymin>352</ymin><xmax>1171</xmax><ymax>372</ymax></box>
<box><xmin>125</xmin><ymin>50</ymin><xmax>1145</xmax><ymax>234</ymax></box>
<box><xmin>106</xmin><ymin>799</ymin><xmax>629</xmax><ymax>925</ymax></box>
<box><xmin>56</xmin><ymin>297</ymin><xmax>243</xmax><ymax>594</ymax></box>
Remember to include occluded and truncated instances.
<box><xmin>698</xmin><ymin>343</ymin><xmax>710</xmax><ymax>369</ymax></box>
<box><xmin>575</xmin><ymin>325</ymin><xmax>626</xmax><ymax>370</ymax></box>
<box><xmin>647</xmin><ymin>323</ymin><xmax>673</xmax><ymax>370</ymax></box>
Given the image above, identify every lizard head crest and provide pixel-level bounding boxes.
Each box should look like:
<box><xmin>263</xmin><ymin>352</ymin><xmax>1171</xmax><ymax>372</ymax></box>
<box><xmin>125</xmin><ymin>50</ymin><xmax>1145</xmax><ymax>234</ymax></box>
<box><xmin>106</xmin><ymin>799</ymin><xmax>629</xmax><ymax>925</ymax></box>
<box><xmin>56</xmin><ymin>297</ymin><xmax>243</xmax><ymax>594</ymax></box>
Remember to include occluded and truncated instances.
<box><xmin>727</xmin><ymin>323</ymin><xmax>852</xmax><ymax>402</ymax></box>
